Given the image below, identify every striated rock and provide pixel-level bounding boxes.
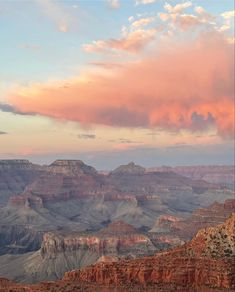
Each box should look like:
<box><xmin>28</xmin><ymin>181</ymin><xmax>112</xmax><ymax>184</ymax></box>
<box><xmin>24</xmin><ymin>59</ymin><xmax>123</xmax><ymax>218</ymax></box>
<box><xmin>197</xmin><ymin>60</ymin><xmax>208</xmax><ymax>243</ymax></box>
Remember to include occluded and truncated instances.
<box><xmin>110</xmin><ymin>162</ymin><xmax>146</xmax><ymax>175</ymax></box>
<box><xmin>0</xmin><ymin>225</ymin><xmax>42</xmax><ymax>255</ymax></box>
<box><xmin>0</xmin><ymin>160</ymin><xmax>44</xmax><ymax>205</ymax></box>
<box><xmin>8</xmin><ymin>194</ymin><xmax>44</xmax><ymax>209</ymax></box>
<box><xmin>0</xmin><ymin>216</ymin><xmax>234</xmax><ymax>291</ymax></box>
<box><xmin>0</xmin><ymin>221</ymin><xmax>158</xmax><ymax>283</ymax></box>
<box><xmin>0</xmin><ymin>159</ymin><xmax>234</xmax><ymax>288</ymax></box>
<box><xmin>149</xmin><ymin>215</ymin><xmax>182</xmax><ymax>233</ymax></box>
<box><xmin>0</xmin><ymin>160</ymin><xmax>39</xmax><ymax>171</ymax></box>
<box><xmin>62</xmin><ymin>215</ymin><xmax>235</xmax><ymax>290</ymax></box>
<box><xmin>47</xmin><ymin>159</ymin><xmax>97</xmax><ymax>176</ymax></box>
<box><xmin>40</xmin><ymin>221</ymin><xmax>156</xmax><ymax>259</ymax></box>
<box><xmin>99</xmin><ymin>221</ymin><xmax>138</xmax><ymax>235</ymax></box>
<box><xmin>150</xmin><ymin>199</ymin><xmax>235</xmax><ymax>240</ymax></box>
<box><xmin>147</xmin><ymin>165</ymin><xmax>235</xmax><ymax>189</ymax></box>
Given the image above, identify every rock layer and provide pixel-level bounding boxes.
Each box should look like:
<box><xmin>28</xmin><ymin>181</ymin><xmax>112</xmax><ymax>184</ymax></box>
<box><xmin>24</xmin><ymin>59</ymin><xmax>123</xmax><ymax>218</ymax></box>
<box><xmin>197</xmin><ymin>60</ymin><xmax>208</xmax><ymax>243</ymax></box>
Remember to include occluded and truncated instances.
<box><xmin>63</xmin><ymin>215</ymin><xmax>235</xmax><ymax>289</ymax></box>
<box><xmin>0</xmin><ymin>216</ymin><xmax>234</xmax><ymax>291</ymax></box>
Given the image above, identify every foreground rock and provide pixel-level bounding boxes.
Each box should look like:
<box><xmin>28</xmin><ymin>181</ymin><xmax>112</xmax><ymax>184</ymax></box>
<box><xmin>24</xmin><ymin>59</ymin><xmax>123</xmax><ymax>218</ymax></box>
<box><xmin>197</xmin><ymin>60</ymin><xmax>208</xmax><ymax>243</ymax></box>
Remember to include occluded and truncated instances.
<box><xmin>63</xmin><ymin>214</ymin><xmax>235</xmax><ymax>289</ymax></box>
<box><xmin>0</xmin><ymin>221</ymin><xmax>159</xmax><ymax>283</ymax></box>
<box><xmin>1</xmin><ymin>215</ymin><xmax>234</xmax><ymax>291</ymax></box>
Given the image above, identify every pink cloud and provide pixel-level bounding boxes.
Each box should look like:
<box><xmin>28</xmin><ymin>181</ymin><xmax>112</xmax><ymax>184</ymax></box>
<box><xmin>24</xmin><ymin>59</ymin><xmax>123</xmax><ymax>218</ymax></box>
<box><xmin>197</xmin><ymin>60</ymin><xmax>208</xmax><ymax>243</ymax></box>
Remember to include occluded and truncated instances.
<box><xmin>7</xmin><ymin>32</ymin><xmax>234</xmax><ymax>138</ymax></box>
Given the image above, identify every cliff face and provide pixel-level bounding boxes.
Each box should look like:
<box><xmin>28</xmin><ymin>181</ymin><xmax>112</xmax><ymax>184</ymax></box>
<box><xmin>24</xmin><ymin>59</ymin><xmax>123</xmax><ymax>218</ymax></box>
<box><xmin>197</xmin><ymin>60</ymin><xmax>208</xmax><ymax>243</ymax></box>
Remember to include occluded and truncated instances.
<box><xmin>40</xmin><ymin>221</ymin><xmax>156</xmax><ymax>260</ymax></box>
<box><xmin>150</xmin><ymin>199</ymin><xmax>235</xmax><ymax>240</ymax></box>
<box><xmin>0</xmin><ymin>216</ymin><xmax>234</xmax><ymax>291</ymax></box>
<box><xmin>0</xmin><ymin>221</ymin><xmax>158</xmax><ymax>283</ymax></box>
<box><xmin>0</xmin><ymin>159</ymin><xmax>234</xmax><ymax>288</ymax></box>
<box><xmin>62</xmin><ymin>215</ymin><xmax>235</xmax><ymax>289</ymax></box>
<box><xmin>0</xmin><ymin>160</ymin><xmax>44</xmax><ymax>205</ymax></box>
<box><xmin>47</xmin><ymin>159</ymin><xmax>97</xmax><ymax>176</ymax></box>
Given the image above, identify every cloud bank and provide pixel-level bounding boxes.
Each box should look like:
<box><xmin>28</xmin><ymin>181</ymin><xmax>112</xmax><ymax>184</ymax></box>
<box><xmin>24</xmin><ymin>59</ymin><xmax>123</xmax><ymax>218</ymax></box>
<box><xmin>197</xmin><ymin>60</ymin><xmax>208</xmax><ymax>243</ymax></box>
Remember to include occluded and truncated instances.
<box><xmin>7</xmin><ymin>31</ymin><xmax>234</xmax><ymax>138</ymax></box>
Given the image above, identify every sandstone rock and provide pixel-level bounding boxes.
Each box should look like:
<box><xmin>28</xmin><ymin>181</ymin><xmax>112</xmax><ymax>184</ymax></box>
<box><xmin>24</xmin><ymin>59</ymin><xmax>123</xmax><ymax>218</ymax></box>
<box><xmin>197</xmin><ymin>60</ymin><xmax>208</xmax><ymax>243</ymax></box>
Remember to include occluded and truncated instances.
<box><xmin>62</xmin><ymin>215</ymin><xmax>235</xmax><ymax>290</ymax></box>
<box><xmin>0</xmin><ymin>216</ymin><xmax>234</xmax><ymax>291</ymax></box>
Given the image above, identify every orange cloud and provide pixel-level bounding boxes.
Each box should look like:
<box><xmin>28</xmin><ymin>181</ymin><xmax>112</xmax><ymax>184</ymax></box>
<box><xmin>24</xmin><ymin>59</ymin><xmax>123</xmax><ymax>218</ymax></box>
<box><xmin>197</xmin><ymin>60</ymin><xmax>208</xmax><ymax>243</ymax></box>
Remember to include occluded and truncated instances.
<box><xmin>7</xmin><ymin>32</ymin><xmax>234</xmax><ymax>138</ymax></box>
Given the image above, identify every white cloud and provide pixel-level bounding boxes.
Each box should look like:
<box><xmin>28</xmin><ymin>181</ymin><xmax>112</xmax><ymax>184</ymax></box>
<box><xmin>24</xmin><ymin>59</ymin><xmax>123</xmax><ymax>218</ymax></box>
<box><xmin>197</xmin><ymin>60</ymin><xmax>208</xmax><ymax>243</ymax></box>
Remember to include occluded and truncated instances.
<box><xmin>221</xmin><ymin>10</ymin><xmax>235</xmax><ymax>20</ymax></box>
<box><xmin>164</xmin><ymin>1</ymin><xmax>192</xmax><ymax>14</ymax></box>
<box><xmin>135</xmin><ymin>0</ymin><xmax>156</xmax><ymax>6</ymax></box>
<box><xmin>131</xmin><ymin>17</ymin><xmax>155</xmax><ymax>28</ymax></box>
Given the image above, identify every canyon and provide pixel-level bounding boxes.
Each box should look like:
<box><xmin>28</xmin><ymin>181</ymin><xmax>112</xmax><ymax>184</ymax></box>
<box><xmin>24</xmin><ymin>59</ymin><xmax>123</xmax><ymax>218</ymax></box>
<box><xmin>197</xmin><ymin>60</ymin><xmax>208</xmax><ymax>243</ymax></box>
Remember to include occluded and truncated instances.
<box><xmin>0</xmin><ymin>159</ymin><xmax>234</xmax><ymax>288</ymax></box>
<box><xmin>0</xmin><ymin>215</ymin><xmax>234</xmax><ymax>291</ymax></box>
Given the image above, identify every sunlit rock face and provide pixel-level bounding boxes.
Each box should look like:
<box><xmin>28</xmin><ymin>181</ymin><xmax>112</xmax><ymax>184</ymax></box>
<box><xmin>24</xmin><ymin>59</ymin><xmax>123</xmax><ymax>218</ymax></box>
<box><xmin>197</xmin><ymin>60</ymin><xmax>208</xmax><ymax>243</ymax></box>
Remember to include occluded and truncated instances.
<box><xmin>62</xmin><ymin>215</ymin><xmax>235</xmax><ymax>290</ymax></box>
<box><xmin>1</xmin><ymin>216</ymin><xmax>234</xmax><ymax>291</ymax></box>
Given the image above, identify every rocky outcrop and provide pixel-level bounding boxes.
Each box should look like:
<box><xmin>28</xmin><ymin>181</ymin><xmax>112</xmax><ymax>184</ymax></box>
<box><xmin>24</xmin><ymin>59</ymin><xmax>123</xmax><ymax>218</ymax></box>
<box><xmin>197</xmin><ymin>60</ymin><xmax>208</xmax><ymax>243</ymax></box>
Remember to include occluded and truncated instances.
<box><xmin>0</xmin><ymin>216</ymin><xmax>234</xmax><ymax>291</ymax></box>
<box><xmin>0</xmin><ymin>160</ymin><xmax>41</xmax><ymax>171</ymax></box>
<box><xmin>150</xmin><ymin>199</ymin><xmax>235</xmax><ymax>240</ymax></box>
<box><xmin>0</xmin><ymin>159</ymin><xmax>234</xmax><ymax>287</ymax></box>
<box><xmin>0</xmin><ymin>221</ymin><xmax>157</xmax><ymax>283</ymax></box>
<box><xmin>99</xmin><ymin>221</ymin><xmax>138</xmax><ymax>235</ymax></box>
<box><xmin>47</xmin><ymin>159</ymin><xmax>97</xmax><ymax>176</ymax></box>
<box><xmin>62</xmin><ymin>215</ymin><xmax>235</xmax><ymax>289</ymax></box>
<box><xmin>8</xmin><ymin>194</ymin><xmax>44</xmax><ymax>208</ymax></box>
<box><xmin>110</xmin><ymin>162</ymin><xmax>146</xmax><ymax>175</ymax></box>
<box><xmin>40</xmin><ymin>221</ymin><xmax>156</xmax><ymax>259</ymax></box>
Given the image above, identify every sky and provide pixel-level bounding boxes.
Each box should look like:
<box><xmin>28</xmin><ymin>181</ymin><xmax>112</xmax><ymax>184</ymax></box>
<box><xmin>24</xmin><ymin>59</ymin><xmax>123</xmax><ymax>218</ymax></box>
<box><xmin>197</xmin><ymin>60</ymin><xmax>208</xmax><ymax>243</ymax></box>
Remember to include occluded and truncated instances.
<box><xmin>0</xmin><ymin>0</ymin><xmax>234</xmax><ymax>169</ymax></box>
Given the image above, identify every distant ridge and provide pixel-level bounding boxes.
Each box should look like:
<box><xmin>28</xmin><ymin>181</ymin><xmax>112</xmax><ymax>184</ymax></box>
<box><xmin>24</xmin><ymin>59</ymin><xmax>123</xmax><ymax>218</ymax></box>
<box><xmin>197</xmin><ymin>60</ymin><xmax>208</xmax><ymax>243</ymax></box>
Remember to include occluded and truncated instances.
<box><xmin>110</xmin><ymin>162</ymin><xmax>145</xmax><ymax>175</ymax></box>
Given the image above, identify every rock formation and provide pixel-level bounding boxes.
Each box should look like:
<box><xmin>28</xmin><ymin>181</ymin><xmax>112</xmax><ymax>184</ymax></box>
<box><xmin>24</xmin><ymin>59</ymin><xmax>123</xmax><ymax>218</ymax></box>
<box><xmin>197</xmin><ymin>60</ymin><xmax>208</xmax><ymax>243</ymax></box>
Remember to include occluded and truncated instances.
<box><xmin>0</xmin><ymin>159</ymin><xmax>44</xmax><ymax>205</ymax></box>
<box><xmin>47</xmin><ymin>159</ymin><xmax>97</xmax><ymax>176</ymax></box>
<box><xmin>150</xmin><ymin>199</ymin><xmax>235</xmax><ymax>240</ymax></box>
<box><xmin>62</xmin><ymin>215</ymin><xmax>235</xmax><ymax>290</ymax></box>
<box><xmin>1</xmin><ymin>216</ymin><xmax>234</xmax><ymax>291</ymax></box>
<box><xmin>110</xmin><ymin>162</ymin><xmax>146</xmax><ymax>175</ymax></box>
<box><xmin>0</xmin><ymin>159</ymin><xmax>234</xmax><ymax>287</ymax></box>
<box><xmin>0</xmin><ymin>221</ymin><xmax>157</xmax><ymax>283</ymax></box>
<box><xmin>147</xmin><ymin>165</ymin><xmax>235</xmax><ymax>189</ymax></box>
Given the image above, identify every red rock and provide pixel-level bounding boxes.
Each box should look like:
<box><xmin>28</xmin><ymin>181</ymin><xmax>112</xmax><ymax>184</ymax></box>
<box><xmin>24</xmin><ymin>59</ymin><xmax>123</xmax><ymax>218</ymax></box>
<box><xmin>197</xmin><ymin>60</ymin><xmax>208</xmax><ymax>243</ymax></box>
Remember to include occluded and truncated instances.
<box><xmin>1</xmin><ymin>215</ymin><xmax>234</xmax><ymax>291</ymax></box>
<box><xmin>62</xmin><ymin>215</ymin><xmax>235</xmax><ymax>289</ymax></box>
